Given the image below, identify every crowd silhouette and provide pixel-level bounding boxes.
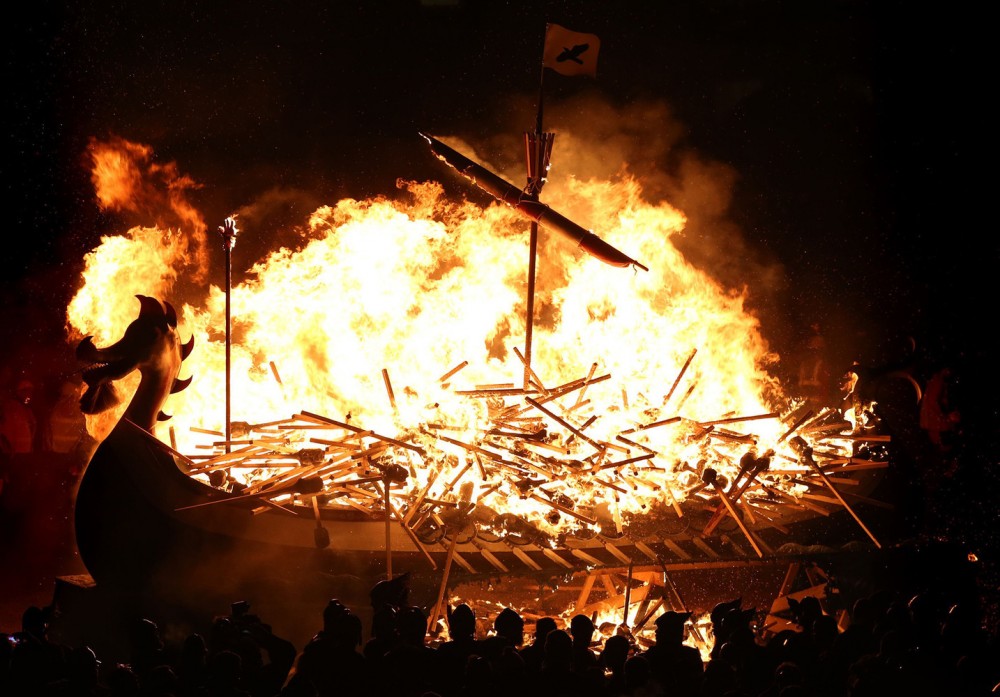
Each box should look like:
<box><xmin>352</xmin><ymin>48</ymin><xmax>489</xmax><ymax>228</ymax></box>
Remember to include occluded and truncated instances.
<box><xmin>2</xmin><ymin>569</ymin><xmax>998</xmax><ymax>697</ymax></box>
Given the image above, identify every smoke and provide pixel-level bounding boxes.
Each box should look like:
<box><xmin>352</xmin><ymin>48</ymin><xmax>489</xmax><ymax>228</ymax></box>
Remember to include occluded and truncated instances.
<box><xmin>451</xmin><ymin>90</ymin><xmax>793</xmax><ymax>360</ymax></box>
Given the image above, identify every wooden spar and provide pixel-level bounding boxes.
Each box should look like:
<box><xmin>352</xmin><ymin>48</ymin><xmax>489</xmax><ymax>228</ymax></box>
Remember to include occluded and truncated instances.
<box><xmin>116</xmin><ymin>420</ymin><xmax>200</xmax><ymax>469</ymax></box>
<box><xmin>385</xmin><ymin>496</ymin><xmax>437</xmax><ymax>570</ymax></box>
<box><xmin>615</xmin><ymin>434</ymin><xmax>658</xmax><ymax>455</ymax></box>
<box><xmin>525</xmin><ymin>397</ymin><xmax>612</xmax><ymax>453</ymax></box>
<box><xmin>521</xmin><ymin>372</ymin><xmax>612</xmax><ymax>410</ymax></box>
<box><xmin>308</xmin><ymin>431</ymin><xmax>374</xmax><ymax>448</ymax></box>
<box><xmin>623</xmin><ymin>559</ymin><xmax>634</xmax><ymax>627</ymax></box>
<box><xmin>455</xmin><ymin>387</ymin><xmax>531</xmax><ymax>397</ymax></box>
<box><xmin>427</xmin><ymin>534</ymin><xmax>459</xmax><ymax>634</ymax></box>
<box><xmin>794</xmin><ymin>439</ymin><xmax>882</xmax><ymax>548</ymax></box>
<box><xmin>619</xmin><ymin>416</ymin><xmax>681</xmax><ymax>435</ymax></box>
<box><xmin>818</xmin><ymin>433</ymin><xmax>892</xmax><ymax>443</ymax></box>
<box><xmin>704</xmin><ymin>470</ymin><xmax>763</xmax><ymax>557</ymax></box>
<box><xmin>190</xmin><ymin>426</ymin><xmax>225</xmax><ymax>436</ymax></box>
<box><xmin>381</xmin><ymin>369</ymin><xmax>397</xmax><ymax>413</ymax></box>
<box><xmin>175</xmin><ymin>474</ymin><xmax>325</xmax><ymax>511</ymax></box>
<box><xmin>296</xmin><ymin>410</ymin><xmax>365</xmax><ymax>432</ymax></box>
<box><xmin>566</xmin><ymin>415</ymin><xmax>597</xmax><ymax>445</ymax></box>
<box><xmin>431</xmin><ymin>432</ymin><xmax>505</xmax><ymax>464</ymax></box>
<box><xmin>513</xmin><ymin>346</ymin><xmax>548</xmax><ymax>393</ymax></box>
<box><xmin>574</xmin><ymin>362</ymin><xmax>598</xmax><ymax>409</ymax></box>
<box><xmin>593</xmin><ymin>477</ymin><xmax>630</xmax><ymax>494</ymax></box>
<box><xmin>528</xmin><ymin>493</ymin><xmax>597</xmax><ymax>525</ymax></box>
<box><xmin>188</xmin><ymin>444</ymin><xmax>264</xmax><ymax>474</ymax></box>
<box><xmin>371</xmin><ymin>479</ymin><xmax>393</xmax><ymax>579</ymax></box>
<box><xmin>473</xmin><ymin>452</ymin><xmax>488</xmax><ymax>479</ymax></box>
<box><xmin>444</xmin><ymin>459</ymin><xmax>474</xmax><ymax>491</ymax></box>
<box><xmin>697</xmin><ymin>412</ymin><xmax>780</xmax><ymax>427</ymax></box>
<box><xmin>599</xmin><ymin>453</ymin><xmax>655</xmax><ymax>470</ymax></box>
<box><xmin>438</xmin><ymin>360</ymin><xmax>469</xmax><ymax>384</ymax></box>
<box><xmin>703</xmin><ymin>451</ymin><xmax>772</xmax><ymax>536</ymax></box>
<box><xmin>676</xmin><ymin>381</ymin><xmax>697</xmax><ymax>411</ymax></box>
<box><xmin>777</xmin><ymin>409</ymin><xmax>814</xmax><ymax>444</ymax></box>
<box><xmin>663</xmin><ymin>348</ymin><xmax>697</xmax><ymax>406</ymax></box>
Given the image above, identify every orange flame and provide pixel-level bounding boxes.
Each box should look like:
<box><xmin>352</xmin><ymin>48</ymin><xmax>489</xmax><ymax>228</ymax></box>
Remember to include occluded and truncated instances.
<box><xmin>68</xmin><ymin>136</ymin><xmax>860</xmax><ymax>539</ymax></box>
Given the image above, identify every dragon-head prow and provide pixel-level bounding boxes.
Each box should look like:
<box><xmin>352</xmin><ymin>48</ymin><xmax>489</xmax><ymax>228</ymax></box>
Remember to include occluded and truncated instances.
<box><xmin>77</xmin><ymin>295</ymin><xmax>194</xmax><ymax>432</ymax></box>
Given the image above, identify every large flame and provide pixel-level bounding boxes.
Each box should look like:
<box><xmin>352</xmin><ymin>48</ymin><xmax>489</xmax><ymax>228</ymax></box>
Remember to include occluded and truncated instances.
<box><xmin>68</xmin><ymin>135</ymin><xmax>864</xmax><ymax>542</ymax></box>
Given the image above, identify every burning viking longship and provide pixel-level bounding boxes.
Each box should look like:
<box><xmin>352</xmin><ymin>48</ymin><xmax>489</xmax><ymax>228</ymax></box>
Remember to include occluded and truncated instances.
<box><xmin>65</xmin><ymin>129</ymin><xmax>899</xmax><ymax>630</ymax></box>
<box><xmin>73</xmin><ymin>290</ymin><xmax>890</xmax><ymax>606</ymax></box>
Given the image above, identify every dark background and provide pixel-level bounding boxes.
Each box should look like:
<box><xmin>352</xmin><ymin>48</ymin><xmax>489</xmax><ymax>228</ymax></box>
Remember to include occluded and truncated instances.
<box><xmin>3</xmin><ymin>0</ymin><xmax>995</xmax><ymax>633</ymax></box>
<box><xmin>5</xmin><ymin>1</ymin><xmax>990</xmax><ymax>378</ymax></box>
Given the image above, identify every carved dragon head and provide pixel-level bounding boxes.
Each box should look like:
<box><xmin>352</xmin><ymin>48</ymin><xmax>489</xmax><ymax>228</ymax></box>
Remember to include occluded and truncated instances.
<box><xmin>76</xmin><ymin>295</ymin><xmax>194</xmax><ymax>431</ymax></box>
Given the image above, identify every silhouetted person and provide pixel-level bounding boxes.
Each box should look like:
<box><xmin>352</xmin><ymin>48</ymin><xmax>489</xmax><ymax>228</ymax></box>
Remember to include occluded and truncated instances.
<box><xmin>363</xmin><ymin>604</ymin><xmax>399</xmax><ymax>667</ymax></box>
<box><xmin>205</xmin><ymin>648</ymin><xmax>251</xmax><ymax>697</ymax></box>
<box><xmin>178</xmin><ymin>632</ymin><xmax>210</xmax><ymax>696</ymax></box>
<box><xmin>43</xmin><ymin>378</ymin><xmax>95</xmax><ymax>472</ymax></box>
<box><xmin>919</xmin><ymin>365</ymin><xmax>961</xmax><ymax>454</ymax></box>
<box><xmin>292</xmin><ymin>599</ymin><xmax>366</xmax><ymax>697</ymax></box>
<box><xmin>41</xmin><ymin>644</ymin><xmax>107</xmax><ymax>696</ymax></box>
<box><xmin>621</xmin><ymin>654</ymin><xmax>657</xmax><ymax>696</ymax></box>
<box><xmin>370</xmin><ymin>572</ymin><xmax>410</xmax><ymax>613</ymax></box>
<box><xmin>127</xmin><ymin>617</ymin><xmax>168</xmax><ymax>684</ymax></box>
<box><xmin>459</xmin><ymin>654</ymin><xmax>501</xmax><ymax>697</ymax></box>
<box><xmin>640</xmin><ymin>611</ymin><xmax>702</xmax><ymax>696</ymax></box>
<box><xmin>0</xmin><ymin>376</ymin><xmax>38</xmax><ymax>456</ymax></box>
<box><xmin>708</xmin><ymin>598</ymin><xmax>742</xmax><ymax>660</ymax></box>
<box><xmin>569</xmin><ymin>614</ymin><xmax>600</xmax><ymax>674</ymax></box>
<box><xmin>222</xmin><ymin>600</ymin><xmax>297</xmax><ymax>697</ymax></box>
<box><xmin>379</xmin><ymin>605</ymin><xmax>441</xmax><ymax>697</ymax></box>
<box><xmin>599</xmin><ymin>633</ymin><xmax>632</xmax><ymax>695</ymax></box>
<box><xmin>7</xmin><ymin>605</ymin><xmax>68</xmax><ymax>695</ymax></box>
<box><xmin>105</xmin><ymin>662</ymin><xmax>141</xmax><ymax>697</ymax></box>
<box><xmin>518</xmin><ymin>616</ymin><xmax>557</xmax><ymax>674</ymax></box>
<box><xmin>479</xmin><ymin>607</ymin><xmax>524</xmax><ymax>660</ymax></box>
<box><xmin>436</xmin><ymin>604</ymin><xmax>481</xmax><ymax>696</ymax></box>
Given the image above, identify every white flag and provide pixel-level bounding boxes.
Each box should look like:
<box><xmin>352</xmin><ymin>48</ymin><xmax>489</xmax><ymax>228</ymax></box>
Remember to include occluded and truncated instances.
<box><xmin>543</xmin><ymin>23</ymin><xmax>600</xmax><ymax>77</ymax></box>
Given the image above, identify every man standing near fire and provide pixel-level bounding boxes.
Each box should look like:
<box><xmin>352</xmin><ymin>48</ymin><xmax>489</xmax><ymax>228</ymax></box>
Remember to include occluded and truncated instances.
<box><xmin>0</xmin><ymin>376</ymin><xmax>38</xmax><ymax>457</ymax></box>
<box><xmin>796</xmin><ymin>323</ymin><xmax>833</xmax><ymax>406</ymax></box>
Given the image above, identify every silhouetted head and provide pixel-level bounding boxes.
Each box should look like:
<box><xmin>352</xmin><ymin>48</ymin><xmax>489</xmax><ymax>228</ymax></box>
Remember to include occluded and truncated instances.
<box><xmin>494</xmin><ymin>607</ymin><xmax>524</xmax><ymax>646</ymax></box>
<box><xmin>324</xmin><ymin>602</ymin><xmax>362</xmax><ymax>648</ymax></box>
<box><xmin>397</xmin><ymin>606</ymin><xmax>427</xmax><ymax>645</ymax></box>
<box><xmin>542</xmin><ymin>629</ymin><xmax>573</xmax><ymax>670</ymax></box>
<box><xmin>624</xmin><ymin>654</ymin><xmax>651</xmax><ymax>688</ymax></box>
<box><xmin>447</xmin><ymin>603</ymin><xmax>476</xmax><ymax>639</ymax></box>
<box><xmin>532</xmin><ymin>616</ymin><xmax>558</xmax><ymax>645</ymax></box>
<box><xmin>654</xmin><ymin>610</ymin><xmax>691</xmax><ymax>644</ymax></box>
<box><xmin>569</xmin><ymin>614</ymin><xmax>595</xmax><ymax>644</ymax></box>
<box><xmin>600</xmin><ymin>634</ymin><xmax>631</xmax><ymax>672</ymax></box>
<box><xmin>370</xmin><ymin>572</ymin><xmax>410</xmax><ymax>611</ymax></box>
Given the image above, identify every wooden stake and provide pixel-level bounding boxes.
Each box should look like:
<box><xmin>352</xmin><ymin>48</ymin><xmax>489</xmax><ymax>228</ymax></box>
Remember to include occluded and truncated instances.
<box><xmin>438</xmin><ymin>360</ymin><xmax>469</xmax><ymax>384</ymax></box>
<box><xmin>574</xmin><ymin>362</ymin><xmax>598</xmax><ymax>409</ymax></box>
<box><xmin>798</xmin><ymin>442</ymin><xmax>882</xmax><ymax>548</ymax></box>
<box><xmin>427</xmin><ymin>533</ymin><xmax>459</xmax><ymax>634</ymax></box>
<box><xmin>663</xmin><ymin>348</ymin><xmax>697</xmax><ymax>406</ymax></box>
<box><xmin>381</xmin><ymin>368</ymin><xmax>397</xmax><ymax>413</ymax></box>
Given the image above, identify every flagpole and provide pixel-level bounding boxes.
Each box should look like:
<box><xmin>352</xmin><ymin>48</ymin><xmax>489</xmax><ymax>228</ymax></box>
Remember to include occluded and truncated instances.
<box><xmin>218</xmin><ymin>217</ymin><xmax>238</xmax><ymax>454</ymax></box>
<box><xmin>523</xmin><ymin>35</ymin><xmax>548</xmax><ymax>392</ymax></box>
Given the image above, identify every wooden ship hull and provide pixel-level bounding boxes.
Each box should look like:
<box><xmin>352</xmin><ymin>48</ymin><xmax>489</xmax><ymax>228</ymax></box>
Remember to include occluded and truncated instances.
<box><xmin>70</xmin><ymin>296</ymin><xmax>894</xmax><ymax>613</ymax></box>
<box><xmin>73</xmin><ymin>416</ymin><xmax>890</xmax><ymax>599</ymax></box>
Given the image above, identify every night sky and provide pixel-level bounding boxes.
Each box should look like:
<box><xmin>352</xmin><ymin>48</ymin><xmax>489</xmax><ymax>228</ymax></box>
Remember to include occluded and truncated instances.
<box><xmin>2</xmin><ymin>0</ymin><xmax>996</xmax><ymax>642</ymax></box>
<box><xmin>5</xmin><ymin>0</ymin><xmax>989</xmax><ymax>418</ymax></box>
